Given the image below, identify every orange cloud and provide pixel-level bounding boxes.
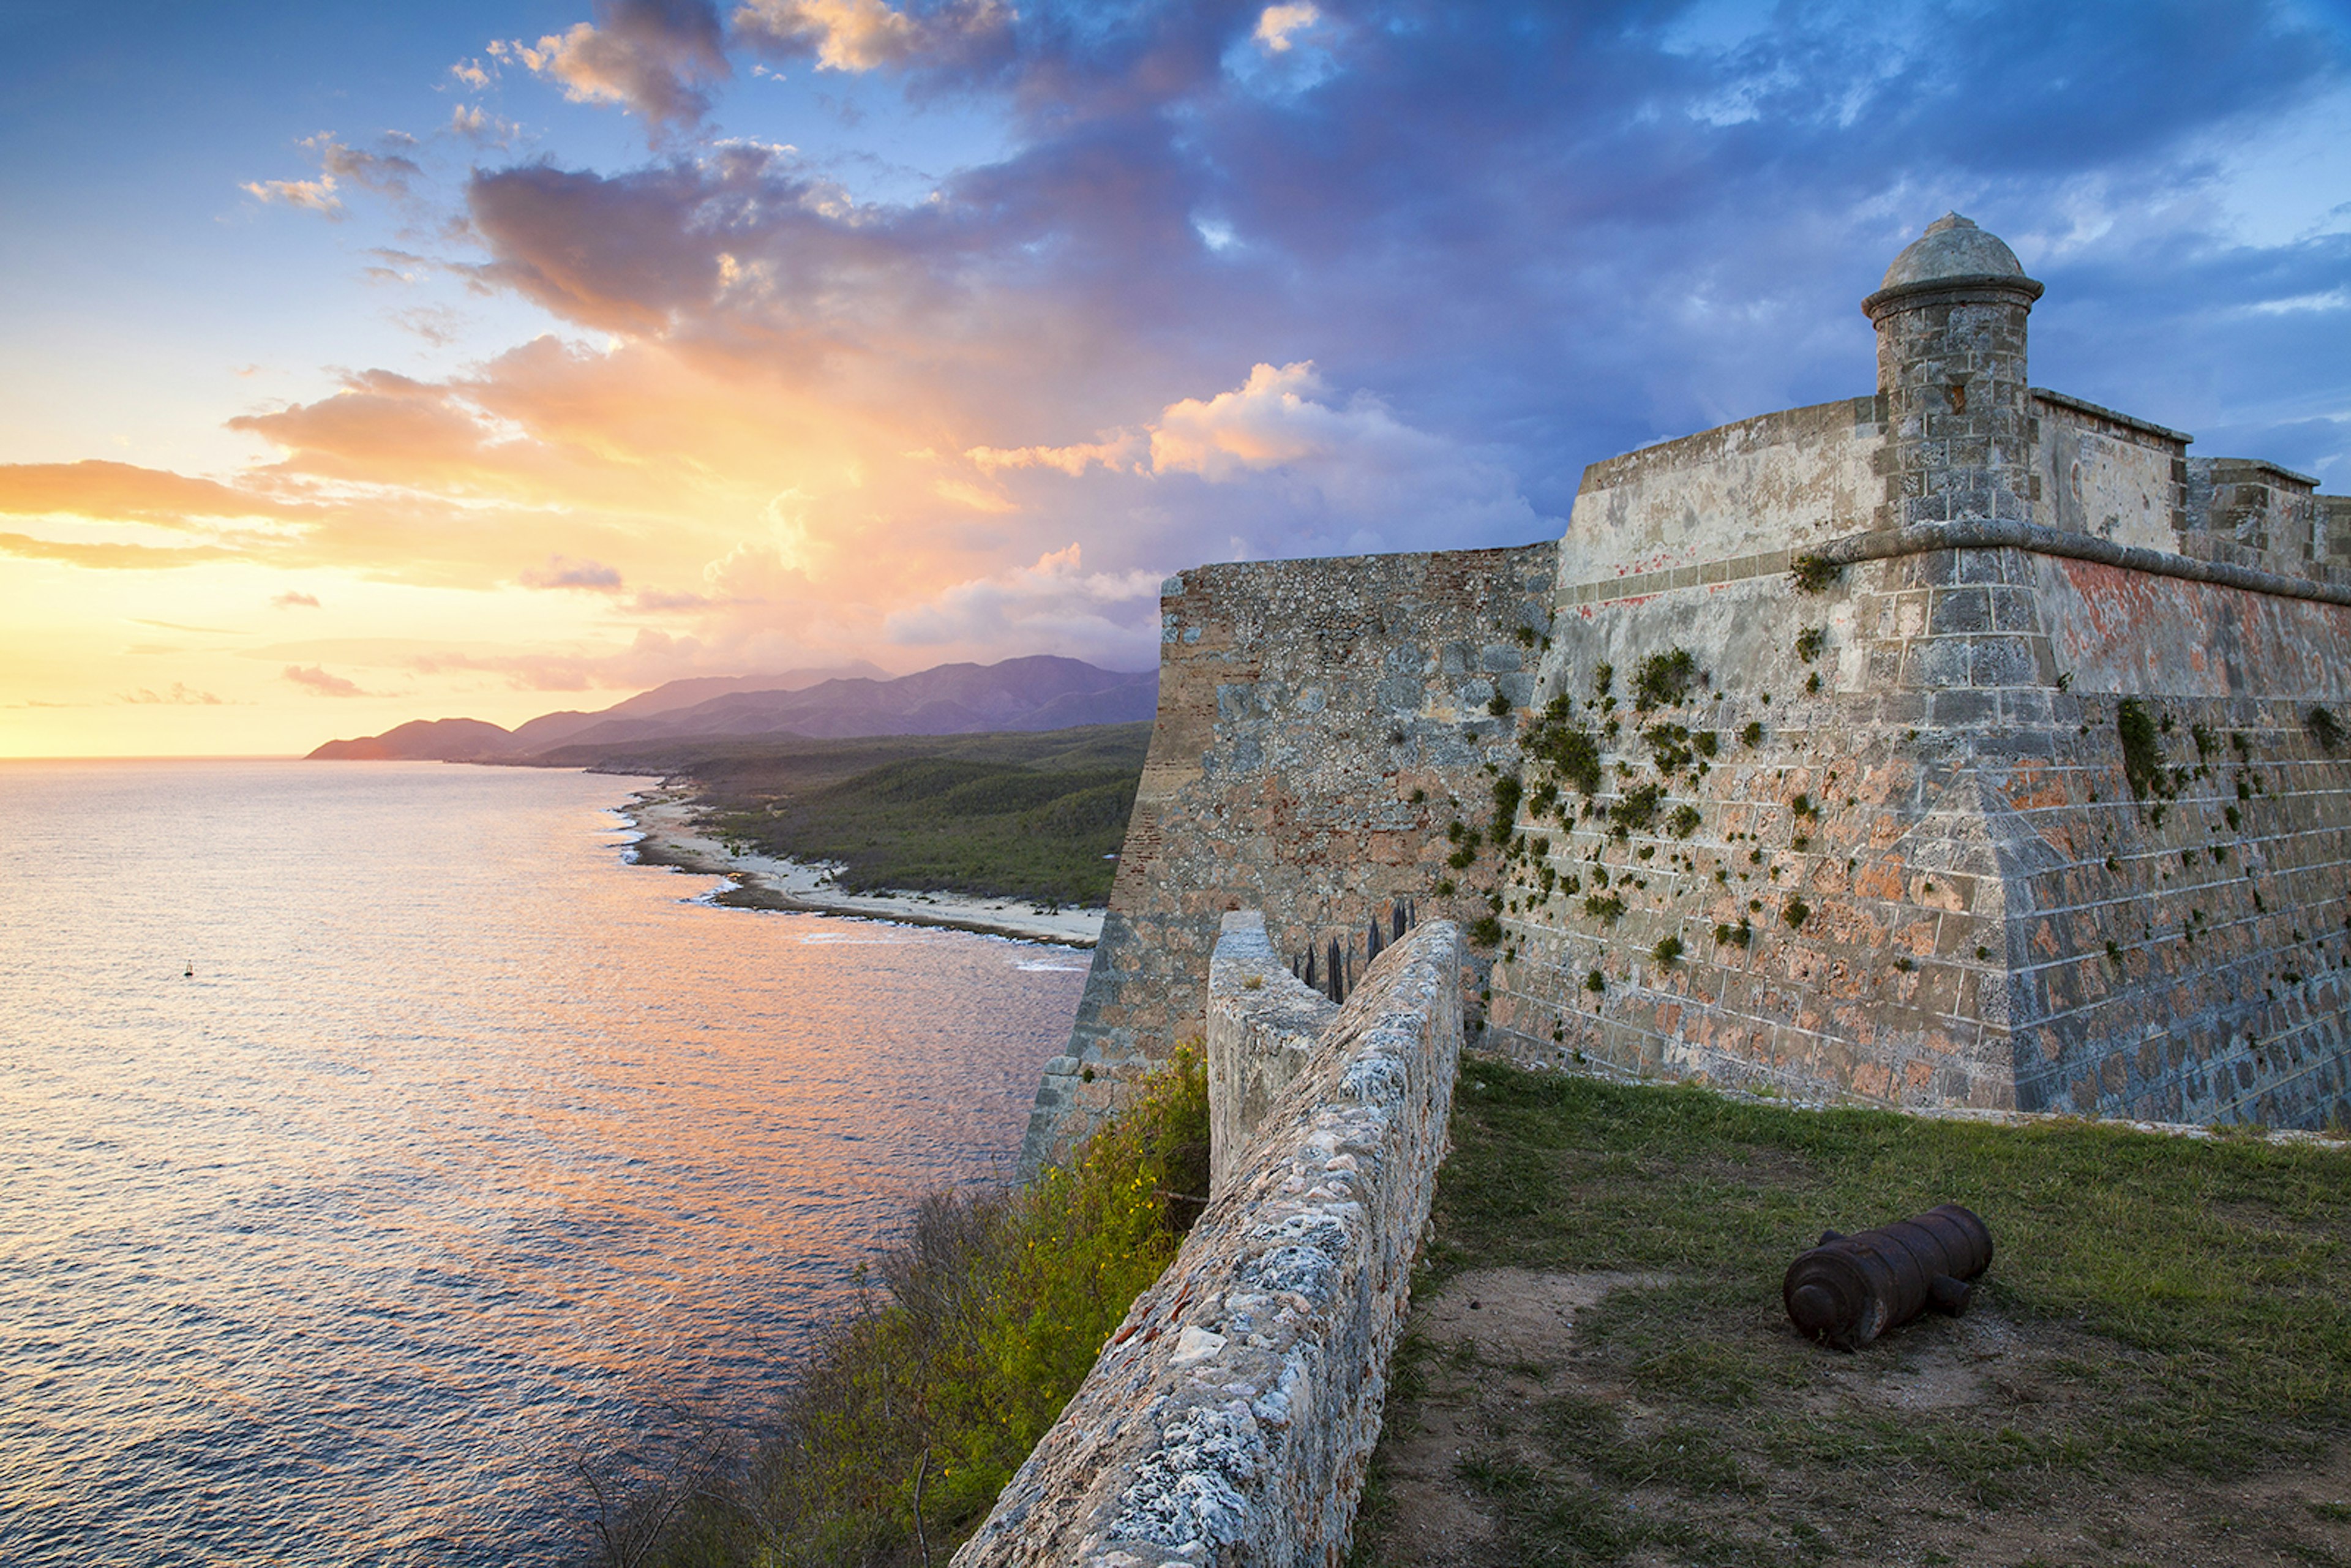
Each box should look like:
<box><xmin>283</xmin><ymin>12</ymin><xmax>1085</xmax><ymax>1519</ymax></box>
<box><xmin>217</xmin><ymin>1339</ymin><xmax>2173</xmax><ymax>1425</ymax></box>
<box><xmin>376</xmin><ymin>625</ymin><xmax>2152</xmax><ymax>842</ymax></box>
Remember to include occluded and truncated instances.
<box><xmin>732</xmin><ymin>0</ymin><xmax>1009</xmax><ymax>72</ymax></box>
<box><xmin>504</xmin><ymin>0</ymin><xmax>730</xmax><ymax>137</ymax></box>
<box><xmin>0</xmin><ymin>460</ymin><xmax>320</xmax><ymax>526</ymax></box>
<box><xmin>282</xmin><ymin>664</ymin><xmax>374</xmax><ymax>697</ymax></box>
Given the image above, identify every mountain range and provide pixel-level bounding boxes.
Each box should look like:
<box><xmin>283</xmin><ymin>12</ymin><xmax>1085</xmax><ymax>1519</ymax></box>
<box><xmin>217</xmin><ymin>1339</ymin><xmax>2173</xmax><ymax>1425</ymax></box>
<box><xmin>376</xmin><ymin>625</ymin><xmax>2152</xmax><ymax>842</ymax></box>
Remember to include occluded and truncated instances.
<box><xmin>306</xmin><ymin>656</ymin><xmax>1160</xmax><ymax>762</ymax></box>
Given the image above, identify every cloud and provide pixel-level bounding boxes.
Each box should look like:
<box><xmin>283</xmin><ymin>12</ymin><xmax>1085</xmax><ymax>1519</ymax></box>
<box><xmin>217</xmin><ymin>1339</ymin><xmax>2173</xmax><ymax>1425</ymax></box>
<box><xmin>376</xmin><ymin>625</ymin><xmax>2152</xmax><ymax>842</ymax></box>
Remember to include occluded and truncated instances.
<box><xmin>242</xmin><ymin>134</ymin><xmax>421</xmax><ymax>217</ymax></box>
<box><xmin>242</xmin><ymin>174</ymin><xmax>342</xmax><ymax>214</ymax></box>
<box><xmin>118</xmin><ymin>684</ymin><xmax>225</xmax><ymax>706</ymax></box>
<box><xmin>1252</xmin><ymin>3</ymin><xmax>1321</xmax><ymax>54</ymax></box>
<box><xmin>282</xmin><ymin>664</ymin><xmax>373</xmax><ymax>697</ymax></box>
<box><xmin>519</xmin><ymin>553</ymin><xmax>626</xmax><ymax>589</ymax></box>
<box><xmin>962</xmin><ymin>362</ymin><xmax>1548</xmax><ymax>555</ymax></box>
<box><xmin>0</xmin><ymin>531</ymin><xmax>242</xmax><ymax>569</ymax></box>
<box><xmin>19</xmin><ymin>0</ymin><xmax>2351</xmax><ymax>702</ymax></box>
<box><xmin>882</xmin><ymin>543</ymin><xmax>1163</xmax><ymax>667</ymax></box>
<box><xmin>1148</xmin><ymin>361</ymin><xmax>1365</xmax><ymax>479</ymax></box>
<box><xmin>273</xmin><ymin>591</ymin><xmax>321</xmax><ymax>608</ymax></box>
<box><xmin>508</xmin><ymin>0</ymin><xmax>730</xmax><ymax>137</ymax></box>
<box><xmin>966</xmin><ymin>433</ymin><xmax>1146</xmax><ymax>478</ymax></box>
<box><xmin>133</xmin><ymin>618</ymin><xmax>242</xmax><ymax>634</ymax></box>
<box><xmin>732</xmin><ymin>0</ymin><xmax>1010</xmax><ymax>73</ymax></box>
<box><xmin>0</xmin><ymin>460</ymin><xmax>318</xmax><ymax>525</ymax></box>
<box><xmin>449</xmin><ymin>103</ymin><xmax>522</xmax><ymax>146</ymax></box>
<box><xmin>307</xmin><ymin>134</ymin><xmax>421</xmax><ymax>197</ymax></box>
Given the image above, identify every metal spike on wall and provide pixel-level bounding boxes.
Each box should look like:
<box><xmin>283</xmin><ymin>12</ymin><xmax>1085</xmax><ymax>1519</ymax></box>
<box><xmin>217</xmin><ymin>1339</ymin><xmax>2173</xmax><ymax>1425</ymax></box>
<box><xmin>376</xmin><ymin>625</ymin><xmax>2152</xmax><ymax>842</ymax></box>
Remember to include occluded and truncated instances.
<box><xmin>1327</xmin><ymin>937</ymin><xmax>1346</xmax><ymax>1004</ymax></box>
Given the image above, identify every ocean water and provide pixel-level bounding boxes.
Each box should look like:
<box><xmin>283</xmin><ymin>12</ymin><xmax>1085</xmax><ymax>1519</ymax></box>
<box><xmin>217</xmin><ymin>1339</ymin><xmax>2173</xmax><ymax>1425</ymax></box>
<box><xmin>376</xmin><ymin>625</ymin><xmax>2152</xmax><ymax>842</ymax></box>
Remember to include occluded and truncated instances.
<box><xmin>0</xmin><ymin>760</ymin><xmax>1089</xmax><ymax>1567</ymax></box>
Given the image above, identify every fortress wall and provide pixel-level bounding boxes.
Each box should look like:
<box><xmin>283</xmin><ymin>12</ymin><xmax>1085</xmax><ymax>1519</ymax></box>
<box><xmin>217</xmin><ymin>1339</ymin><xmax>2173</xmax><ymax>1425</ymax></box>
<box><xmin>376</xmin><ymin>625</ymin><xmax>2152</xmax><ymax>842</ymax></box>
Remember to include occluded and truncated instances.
<box><xmin>958</xmin><ymin>918</ymin><xmax>1462</xmax><ymax>1568</ymax></box>
<box><xmin>2032</xmin><ymin>390</ymin><xmax>2186</xmax><ymax>553</ymax></box>
<box><xmin>2004</xmin><ymin>555</ymin><xmax>2351</xmax><ymax>1123</ymax></box>
<box><xmin>2039</xmin><ymin>555</ymin><xmax>2350</xmax><ymax>700</ymax></box>
<box><xmin>1562</xmin><ymin>397</ymin><xmax>1883</xmax><ymax>579</ymax></box>
<box><xmin>1019</xmin><ymin>544</ymin><xmax>1555</xmax><ymax>1174</ymax></box>
<box><xmin>1485</xmin><ymin>551</ymin><xmax>2028</xmax><ymax>1111</ymax></box>
<box><xmin>1483</xmin><ymin>530</ymin><xmax>2351</xmax><ymax>1128</ymax></box>
<box><xmin>1023</xmin><ymin>217</ymin><xmax>2351</xmax><ymax>1159</ymax></box>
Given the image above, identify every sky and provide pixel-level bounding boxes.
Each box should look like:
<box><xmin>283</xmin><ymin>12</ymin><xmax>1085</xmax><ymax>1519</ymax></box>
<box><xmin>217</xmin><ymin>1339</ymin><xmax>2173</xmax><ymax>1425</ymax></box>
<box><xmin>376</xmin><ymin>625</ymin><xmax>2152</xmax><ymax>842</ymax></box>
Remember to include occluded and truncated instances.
<box><xmin>2</xmin><ymin>0</ymin><xmax>2347</xmax><ymax>756</ymax></box>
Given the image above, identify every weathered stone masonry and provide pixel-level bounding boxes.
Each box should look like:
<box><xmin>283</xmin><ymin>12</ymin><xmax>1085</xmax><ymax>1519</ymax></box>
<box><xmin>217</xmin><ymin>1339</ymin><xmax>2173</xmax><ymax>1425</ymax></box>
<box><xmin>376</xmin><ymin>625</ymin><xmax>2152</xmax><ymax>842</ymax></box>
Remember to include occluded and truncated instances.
<box><xmin>1023</xmin><ymin>213</ymin><xmax>2351</xmax><ymax>1167</ymax></box>
<box><xmin>1021</xmin><ymin>547</ymin><xmax>1554</xmax><ymax>1171</ymax></box>
<box><xmin>959</xmin><ymin>917</ymin><xmax>1461</xmax><ymax>1568</ymax></box>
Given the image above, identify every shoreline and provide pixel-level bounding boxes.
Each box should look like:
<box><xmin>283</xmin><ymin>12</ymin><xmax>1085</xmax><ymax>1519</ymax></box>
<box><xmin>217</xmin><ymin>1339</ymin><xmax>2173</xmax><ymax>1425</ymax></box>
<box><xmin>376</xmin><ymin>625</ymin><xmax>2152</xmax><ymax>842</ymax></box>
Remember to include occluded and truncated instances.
<box><xmin>618</xmin><ymin>788</ymin><xmax>1107</xmax><ymax>949</ymax></box>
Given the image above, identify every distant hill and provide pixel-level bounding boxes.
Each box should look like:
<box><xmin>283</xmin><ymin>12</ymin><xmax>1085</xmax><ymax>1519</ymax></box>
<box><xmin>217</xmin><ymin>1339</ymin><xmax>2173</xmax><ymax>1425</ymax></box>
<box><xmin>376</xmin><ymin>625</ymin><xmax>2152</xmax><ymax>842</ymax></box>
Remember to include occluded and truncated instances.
<box><xmin>306</xmin><ymin>656</ymin><xmax>1158</xmax><ymax>762</ymax></box>
<box><xmin>307</xmin><ymin>716</ymin><xmax>519</xmax><ymax>762</ymax></box>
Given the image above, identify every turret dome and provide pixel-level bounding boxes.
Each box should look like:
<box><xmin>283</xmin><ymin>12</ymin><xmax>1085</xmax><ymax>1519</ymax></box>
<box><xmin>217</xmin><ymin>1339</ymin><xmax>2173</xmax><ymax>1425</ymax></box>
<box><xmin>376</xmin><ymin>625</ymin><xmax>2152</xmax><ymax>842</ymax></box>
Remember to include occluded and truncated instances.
<box><xmin>1881</xmin><ymin>213</ymin><xmax>2028</xmax><ymax>289</ymax></box>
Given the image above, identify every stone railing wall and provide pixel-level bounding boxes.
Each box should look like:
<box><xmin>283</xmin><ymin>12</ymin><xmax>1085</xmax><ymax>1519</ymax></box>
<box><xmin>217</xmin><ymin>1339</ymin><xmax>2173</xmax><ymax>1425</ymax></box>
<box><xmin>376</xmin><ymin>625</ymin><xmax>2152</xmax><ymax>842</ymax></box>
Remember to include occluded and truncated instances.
<box><xmin>1205</xmin><ymin>911</ymin><xmax>1339</xmax><ymax>1201</ymax></box>
<box><xmin>954</xmin><ymin>917</ymin><xmax>1463</xmax><ymax>1568</ymax></box>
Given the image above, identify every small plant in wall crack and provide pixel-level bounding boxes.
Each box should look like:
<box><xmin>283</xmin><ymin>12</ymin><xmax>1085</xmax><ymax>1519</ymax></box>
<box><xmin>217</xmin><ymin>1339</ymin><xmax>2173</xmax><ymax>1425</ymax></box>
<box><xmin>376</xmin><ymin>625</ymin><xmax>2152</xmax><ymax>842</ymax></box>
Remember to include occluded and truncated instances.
<box><xmin>1790</xmin><ymin>552</ymin><xmax>1842</xmax><ymax>593</ymax></box>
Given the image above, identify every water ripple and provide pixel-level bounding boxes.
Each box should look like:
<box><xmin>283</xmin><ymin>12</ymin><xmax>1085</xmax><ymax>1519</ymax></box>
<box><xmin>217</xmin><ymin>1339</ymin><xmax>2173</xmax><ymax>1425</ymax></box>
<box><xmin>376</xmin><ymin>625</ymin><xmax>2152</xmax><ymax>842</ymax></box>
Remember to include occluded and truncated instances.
<box><xmin>0</xmin><ymin>760</ymin><xmax>1082</xmax><ymax>1567</ymax></box>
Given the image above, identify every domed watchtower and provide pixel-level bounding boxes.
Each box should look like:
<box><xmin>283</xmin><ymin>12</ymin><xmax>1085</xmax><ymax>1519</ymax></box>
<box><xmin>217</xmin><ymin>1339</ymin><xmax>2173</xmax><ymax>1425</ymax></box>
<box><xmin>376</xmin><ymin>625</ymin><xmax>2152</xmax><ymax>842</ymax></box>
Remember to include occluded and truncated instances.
<box><xmin>1863</xmin><ymin>214</ymin><xmax>2045</xmax><ymax>530</ymax></box>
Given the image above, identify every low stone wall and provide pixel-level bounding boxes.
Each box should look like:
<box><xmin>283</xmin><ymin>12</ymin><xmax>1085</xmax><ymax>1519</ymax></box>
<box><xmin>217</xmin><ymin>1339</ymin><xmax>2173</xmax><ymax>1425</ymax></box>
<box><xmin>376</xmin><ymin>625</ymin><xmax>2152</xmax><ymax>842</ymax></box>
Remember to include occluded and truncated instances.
<box><xmin>1205</xmin><ymin>911</ymin><xmax>1339</xmax><ymax>1201</ymax></box>
<box><xmin>954</xmin><ymin>917</ymin><xmax>1463</xmax><ymax>1568</ymax></box>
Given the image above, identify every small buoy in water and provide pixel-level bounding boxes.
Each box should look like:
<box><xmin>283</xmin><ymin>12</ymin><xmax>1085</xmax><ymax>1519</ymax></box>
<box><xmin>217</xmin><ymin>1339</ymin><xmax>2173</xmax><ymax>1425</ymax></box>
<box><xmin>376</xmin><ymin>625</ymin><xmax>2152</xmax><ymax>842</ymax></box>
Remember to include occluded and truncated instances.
<box><xmin>184</xmin><ymin>961</ymin><xmax>194</xmax><ymax>978</ymax></box>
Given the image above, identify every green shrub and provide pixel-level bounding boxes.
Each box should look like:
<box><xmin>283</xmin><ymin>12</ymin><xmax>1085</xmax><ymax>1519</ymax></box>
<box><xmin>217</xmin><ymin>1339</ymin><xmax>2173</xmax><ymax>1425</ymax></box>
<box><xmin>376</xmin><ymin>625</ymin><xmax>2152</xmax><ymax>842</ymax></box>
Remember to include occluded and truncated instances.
<box><xmin>2311</xmin><ymin>706</ymin><xmax>2345</xmax><ymax>755</ymax></box>
<box><xmin>1584</xmin><ymin>893</ymin><xmax>1627</xmax><ymax>925</ymax></box>
<box><xmin>1492</xmin><ymin>773</ymin><xmax>1524</xmax><ymax>826</ymax></box>
<box><xmin>1632</xmin><ymin>649</ymin><xmax>1698</xmax><ymax>711</ymax></box>
<box><xmin>1794</xmin><ymin>627</ymin><xmax>1824</xmax><ymax>664</ymax></box>
<box><xmin>1740</xmin><ymin>720</ymin><xmax>1764</xmax><ymax>748</ymax></box>
<box><xmin>1524</xmin><ymin>697</ymin><xmax>1603</xmax><ymax>796</ymax></box>
<box><xmin>1469</xmin><ymin>914</ymin><xmax>1504</xmax><ymax>948</ymax></box>
<box><xmin>1608</xmin><ymin>784</ymin><xmax>1663</xmax><ymax>835</ymax></box>
<box><xmin>1652</xmin><ymin>934</ymin><xmax>1684</xmax><ymax>966</ymax></box>
<box><xmin>1790</xmin><ymin>552</ymin><xmax>1840</xmax><ymax>592</ymax></box>
<box><xmin>2118</xmin><ymin>699</ymin><xmax>2169</xmax><ymax>801</ymax></box>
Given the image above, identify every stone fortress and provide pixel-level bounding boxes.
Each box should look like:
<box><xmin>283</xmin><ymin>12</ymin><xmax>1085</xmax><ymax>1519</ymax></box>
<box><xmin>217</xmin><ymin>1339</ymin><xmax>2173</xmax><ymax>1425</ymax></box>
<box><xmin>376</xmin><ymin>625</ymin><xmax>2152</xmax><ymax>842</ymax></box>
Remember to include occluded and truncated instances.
<box><xmin>1023</xmin><ymin>212</ymin><xmax>2351</xmax><ymax>1170</ymax></box>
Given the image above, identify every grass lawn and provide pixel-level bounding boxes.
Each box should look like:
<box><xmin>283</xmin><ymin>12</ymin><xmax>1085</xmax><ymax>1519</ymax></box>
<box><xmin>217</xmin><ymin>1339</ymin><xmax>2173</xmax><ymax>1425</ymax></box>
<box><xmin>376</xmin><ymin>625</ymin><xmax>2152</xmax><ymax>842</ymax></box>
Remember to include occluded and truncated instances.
<box><xmin>1355</xmin><ymin>1059</ymin><xmax>2351</xmax><ymax>1567</ymax></box>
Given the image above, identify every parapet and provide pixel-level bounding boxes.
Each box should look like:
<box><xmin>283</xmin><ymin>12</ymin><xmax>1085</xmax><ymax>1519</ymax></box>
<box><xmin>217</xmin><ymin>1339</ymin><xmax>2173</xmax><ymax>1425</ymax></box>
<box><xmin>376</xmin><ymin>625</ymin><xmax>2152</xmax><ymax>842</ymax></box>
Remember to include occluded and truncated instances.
<box><xmin>957</xmin><ymin>918</ymin><xmax>1463</xmax><ymax>1566</ymax></box>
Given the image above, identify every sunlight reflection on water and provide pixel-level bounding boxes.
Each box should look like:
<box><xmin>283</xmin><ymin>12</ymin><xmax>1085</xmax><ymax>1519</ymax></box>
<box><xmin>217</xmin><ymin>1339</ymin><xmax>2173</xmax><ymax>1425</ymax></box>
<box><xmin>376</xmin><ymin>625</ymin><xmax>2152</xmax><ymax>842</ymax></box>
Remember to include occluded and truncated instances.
<box><xmin>0</xmin><ymin>760</ymin><xmax>1084</xmax><ymax>1567</ymax></box>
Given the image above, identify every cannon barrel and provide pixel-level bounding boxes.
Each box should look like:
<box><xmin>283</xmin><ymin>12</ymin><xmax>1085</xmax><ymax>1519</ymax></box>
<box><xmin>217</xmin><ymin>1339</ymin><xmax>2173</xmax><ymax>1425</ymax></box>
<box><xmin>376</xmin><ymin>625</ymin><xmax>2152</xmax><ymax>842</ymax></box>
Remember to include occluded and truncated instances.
<box><xmin>1782</xmin><ymin>1203</ymin><xmax>1993</xmax><ymax>1350</ymax></box>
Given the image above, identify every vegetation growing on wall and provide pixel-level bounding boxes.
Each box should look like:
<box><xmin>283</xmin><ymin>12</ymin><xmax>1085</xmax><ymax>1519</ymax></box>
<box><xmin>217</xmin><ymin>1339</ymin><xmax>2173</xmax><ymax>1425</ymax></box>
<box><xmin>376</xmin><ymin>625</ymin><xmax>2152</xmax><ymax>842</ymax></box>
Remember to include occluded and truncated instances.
<box><xmin>585</xmin><ymin>1049</ymin><xmax>1211</xmax><ymax>1568</ymax></box>
<box><xmin>2117</xmin><ymin>698</ymin><xmax>2171</xmax><ymax>803</ymax></box>
<box><xmin>2312</xmin><ymin>705</ymin><xmax>2345</xmax><ymax>755</ymax></box>
<box><xmin>1631</xmin><ymin>649</ymin><xmax>1698</xmax><ymax>711</ymax></box>
<box><xmin>1524</xmin><ymin>696</ymin><xmax>1603</xmax><ymax>796</ymax></box>
<box><xmin>1789</xmin><ymin>552</ymin><xmax>1841</xmax><ymax>593</ymax></box>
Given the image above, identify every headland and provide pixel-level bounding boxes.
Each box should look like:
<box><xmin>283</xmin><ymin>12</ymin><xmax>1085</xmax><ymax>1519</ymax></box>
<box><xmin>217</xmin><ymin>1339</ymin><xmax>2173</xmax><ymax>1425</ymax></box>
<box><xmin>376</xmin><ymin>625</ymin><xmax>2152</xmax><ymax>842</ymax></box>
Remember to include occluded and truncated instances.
<box><xmin>621</xmin><ymin>787</ymin><xmax>1109</xmax><ymax>947</ymax></box>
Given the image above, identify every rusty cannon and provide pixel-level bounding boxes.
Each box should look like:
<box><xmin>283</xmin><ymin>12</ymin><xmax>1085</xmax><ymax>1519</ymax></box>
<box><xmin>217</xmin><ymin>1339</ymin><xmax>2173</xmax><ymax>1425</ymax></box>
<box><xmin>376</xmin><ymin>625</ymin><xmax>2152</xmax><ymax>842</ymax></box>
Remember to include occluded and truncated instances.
<box><xmin>1782</xmin><ymin>1203</ymin><xmax>1994</xmax><ymax>1350</ymax></box>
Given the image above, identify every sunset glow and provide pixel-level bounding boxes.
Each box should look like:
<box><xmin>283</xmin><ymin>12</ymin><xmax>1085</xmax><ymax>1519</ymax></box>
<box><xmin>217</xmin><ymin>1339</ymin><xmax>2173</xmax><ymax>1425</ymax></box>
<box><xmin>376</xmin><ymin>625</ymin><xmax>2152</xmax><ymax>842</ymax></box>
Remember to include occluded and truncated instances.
<box><xmin>4</xmin><ymin>1</ymin><xmax>2347</xmax><ymax>755</ymax></box>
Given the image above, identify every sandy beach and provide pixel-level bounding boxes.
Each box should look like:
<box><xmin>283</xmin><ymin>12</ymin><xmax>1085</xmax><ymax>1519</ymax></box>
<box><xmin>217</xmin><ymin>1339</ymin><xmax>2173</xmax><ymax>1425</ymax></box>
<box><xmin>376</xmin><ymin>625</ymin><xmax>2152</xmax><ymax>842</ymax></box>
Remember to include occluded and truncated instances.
<box><xmin>618</xmin><ymin>789</ymin><xmax>1108</xmax><ymax>948</ymax></box>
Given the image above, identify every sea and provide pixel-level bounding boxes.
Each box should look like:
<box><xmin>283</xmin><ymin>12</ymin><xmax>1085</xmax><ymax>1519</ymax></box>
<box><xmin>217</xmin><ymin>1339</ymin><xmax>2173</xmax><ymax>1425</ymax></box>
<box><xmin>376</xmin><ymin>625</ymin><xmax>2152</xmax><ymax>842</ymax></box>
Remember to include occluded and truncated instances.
<box><xmin>0</xmin><ymin>759</ymin><xmax>1091</xmax><ymax>1567</ymax></box>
